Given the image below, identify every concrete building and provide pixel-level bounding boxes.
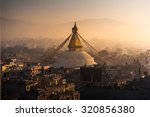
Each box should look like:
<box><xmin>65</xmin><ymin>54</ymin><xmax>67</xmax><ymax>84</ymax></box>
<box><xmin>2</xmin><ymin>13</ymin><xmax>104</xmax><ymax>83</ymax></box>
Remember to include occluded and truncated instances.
<box><xmin>38</xmin><ymin>74</ymin><xmax>80</xmax><ymax>100</ymax></box>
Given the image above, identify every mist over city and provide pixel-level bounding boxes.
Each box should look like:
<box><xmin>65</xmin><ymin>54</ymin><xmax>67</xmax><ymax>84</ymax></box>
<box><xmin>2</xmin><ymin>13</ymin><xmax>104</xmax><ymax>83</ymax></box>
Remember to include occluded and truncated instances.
<box><xmin>1</xmin><ymin>0</ymin><xmax>150</xmax><ymax>100</ymax></box>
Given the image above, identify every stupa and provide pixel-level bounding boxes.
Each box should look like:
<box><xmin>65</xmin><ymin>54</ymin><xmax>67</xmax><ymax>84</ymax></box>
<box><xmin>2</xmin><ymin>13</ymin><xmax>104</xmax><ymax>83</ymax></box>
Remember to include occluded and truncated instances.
<box><xmin>54</xmin><ymin>22</ymin><xmax>96</xmax><ymax>68</ymax></box>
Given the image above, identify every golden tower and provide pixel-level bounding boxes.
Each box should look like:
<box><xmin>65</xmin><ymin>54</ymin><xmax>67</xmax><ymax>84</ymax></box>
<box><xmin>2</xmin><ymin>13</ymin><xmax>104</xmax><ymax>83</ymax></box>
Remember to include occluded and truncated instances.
<box><xmin>68</xmin><ymin>22</ymin><xmax>83</xmax><ymax>51</ymax></box>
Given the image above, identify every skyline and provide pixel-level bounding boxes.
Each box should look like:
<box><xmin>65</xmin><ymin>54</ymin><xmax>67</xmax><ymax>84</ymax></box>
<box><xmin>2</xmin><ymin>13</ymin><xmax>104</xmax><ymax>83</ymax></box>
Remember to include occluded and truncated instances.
<box><xmin>1</xmin><ymin>0</ymin><xmax>150</xmax><ymax>25</ymax></box>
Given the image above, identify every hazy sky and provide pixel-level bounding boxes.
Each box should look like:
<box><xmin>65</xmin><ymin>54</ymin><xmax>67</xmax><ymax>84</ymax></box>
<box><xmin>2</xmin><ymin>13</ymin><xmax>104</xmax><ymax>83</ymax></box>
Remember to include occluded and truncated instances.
<box><xmin>1</xmin><ymin>0</ymin><xmax>150</xmax><ymax>25</ymax></box>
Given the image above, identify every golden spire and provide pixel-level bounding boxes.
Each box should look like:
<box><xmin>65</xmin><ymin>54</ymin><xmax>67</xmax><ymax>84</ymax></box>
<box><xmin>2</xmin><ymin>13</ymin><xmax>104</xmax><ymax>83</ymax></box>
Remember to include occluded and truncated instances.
<box><xmin>68</xmin><ymin>22</ymin><xmax>83</xmax><ymax>51</ymax></box>
<box><xmin>72</xmin><ymin>22</ymin><xmax>78</xmax><ymax>33</ymax></box>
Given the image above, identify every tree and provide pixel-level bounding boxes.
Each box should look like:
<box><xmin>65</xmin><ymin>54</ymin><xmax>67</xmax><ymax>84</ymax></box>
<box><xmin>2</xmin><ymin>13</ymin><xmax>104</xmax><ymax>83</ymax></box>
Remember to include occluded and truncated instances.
<box><xmin>98</xmin><ymin>50</ymin><xmax>109</xmax><ymax>57</ymax></box>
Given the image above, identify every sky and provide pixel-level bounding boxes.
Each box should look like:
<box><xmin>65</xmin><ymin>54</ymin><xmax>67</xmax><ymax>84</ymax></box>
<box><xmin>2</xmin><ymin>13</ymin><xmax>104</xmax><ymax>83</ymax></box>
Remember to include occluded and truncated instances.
<box><xmin>1</xmin><ymin>0</ymin><xmax>150</xmax><ymax>25</ymax></box>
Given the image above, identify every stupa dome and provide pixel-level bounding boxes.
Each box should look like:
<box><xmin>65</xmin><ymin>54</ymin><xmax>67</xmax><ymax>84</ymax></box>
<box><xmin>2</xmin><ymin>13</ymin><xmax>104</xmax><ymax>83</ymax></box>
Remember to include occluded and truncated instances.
<box><xmin>54</xmin><ymin>51</ymin><xmax>96</xmax><ymax>68</ymax></box>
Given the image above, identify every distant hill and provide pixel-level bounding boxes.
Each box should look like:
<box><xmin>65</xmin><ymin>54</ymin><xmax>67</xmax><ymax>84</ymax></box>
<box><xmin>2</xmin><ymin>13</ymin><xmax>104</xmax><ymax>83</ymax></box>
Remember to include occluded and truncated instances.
<box><xmin>1</xmin><ymin>17</ymin><xmax>52</xmax><ymax>39</ymax></box>
<box><xmin>1</xmin><ymin>17</ymin><xmax>132</xmax><ymax>39</ymax></box>
<box><xmin>1</xmin><ymin>17</ymin><xmax>150</xmax><ymax>49</ymax></box>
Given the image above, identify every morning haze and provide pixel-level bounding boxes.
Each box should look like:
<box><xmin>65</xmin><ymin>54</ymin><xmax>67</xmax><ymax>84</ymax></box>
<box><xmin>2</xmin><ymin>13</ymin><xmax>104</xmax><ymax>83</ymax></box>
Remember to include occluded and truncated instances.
<box><xmin>1</xmin><ymin>0</ymin><xmax>150</xmax><ymax>49</ymax></box>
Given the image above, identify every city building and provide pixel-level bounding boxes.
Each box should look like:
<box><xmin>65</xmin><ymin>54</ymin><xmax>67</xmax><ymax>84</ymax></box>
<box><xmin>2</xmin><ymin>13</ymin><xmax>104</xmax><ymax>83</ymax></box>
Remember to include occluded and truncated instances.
<box><xmin>80</xmin><ymin>66</ymin><xmax>102</xmax><ymax>82</ymax></box>
<box><xmin>38</xmin><ymin>74</ymin><xmax>80</xmax><ymax>100</ymax></box>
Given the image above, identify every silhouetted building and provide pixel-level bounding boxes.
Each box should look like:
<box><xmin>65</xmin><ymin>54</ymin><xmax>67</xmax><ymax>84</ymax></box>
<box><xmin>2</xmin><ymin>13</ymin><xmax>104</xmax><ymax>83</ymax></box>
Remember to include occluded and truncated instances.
<box><xmin>80</xmin><ymin>67</ymin><xmax>102</xmax><ymax>82</ymax></box>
